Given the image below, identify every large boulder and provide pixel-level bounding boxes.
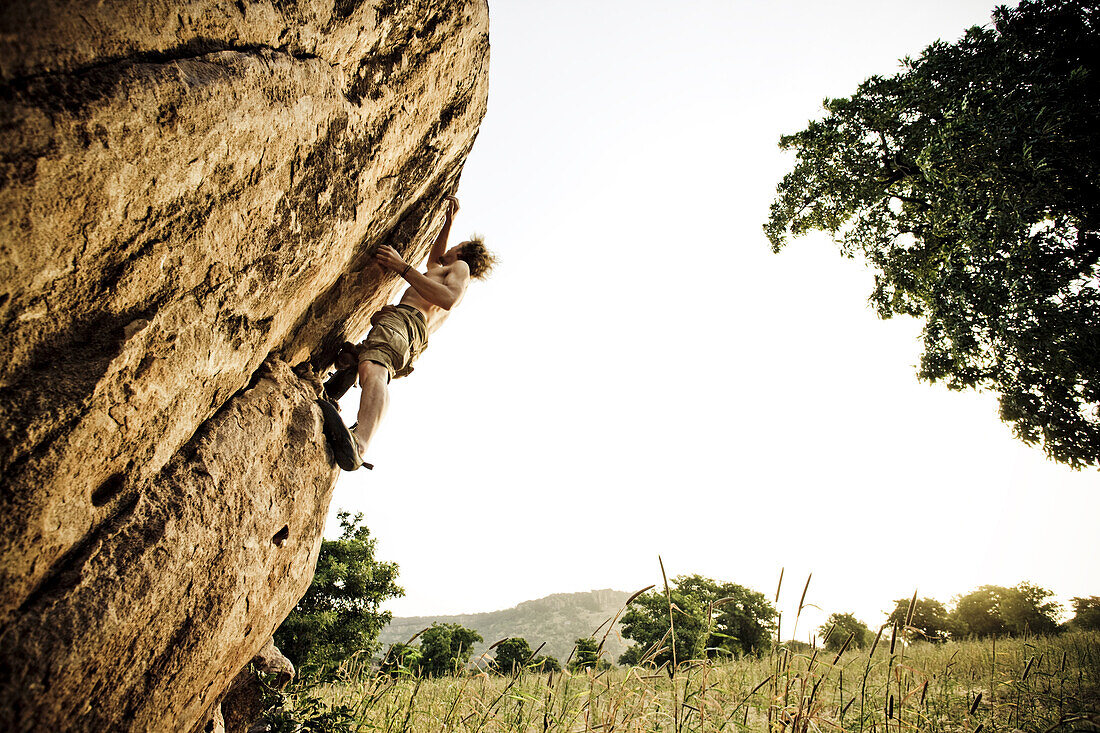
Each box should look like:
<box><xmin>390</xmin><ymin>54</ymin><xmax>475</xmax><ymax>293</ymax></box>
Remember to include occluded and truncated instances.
<box><xmin>2</xmin><ymin>360</ymin><xmax>334</xmax><ymax>730</ymax></box>
<box><xmin>0</xmin><ymin>0</ymin><xmax>489</xmax><ymax>729</ymax></box>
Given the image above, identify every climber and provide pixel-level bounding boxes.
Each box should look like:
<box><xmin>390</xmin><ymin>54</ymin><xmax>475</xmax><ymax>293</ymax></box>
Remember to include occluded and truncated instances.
<box><xmin>317</xmin><ymin>195</ymin><xmax>497</xmax><ymax>471</ymax></box>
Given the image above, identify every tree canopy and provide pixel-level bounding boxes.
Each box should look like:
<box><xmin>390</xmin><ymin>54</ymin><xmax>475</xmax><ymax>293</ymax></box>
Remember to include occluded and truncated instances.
<box><xmin>378</xmin><ymin>642</ymin><xmax>421</xmax><ymax>678</ymax></box>
<box><xmin>274</xmin><ymin>512</ymin><xmax>403</xmax><ymax>679</ymax></box>
<box><xmin>530</xmin><ymin>654</ymin><xmax>562</xmax><ymax>674</ymax></box>
<box><xmin>618</xmin><ymin>575</ymin><xmax>776</xmax><ymax>667</ymax></box>
<box><xmin>766</xmin><ymin>0</ymin><xmax>1100</xmax><ymax>468</ymax></box>
<box><xmin>950</xmin><ymin>582</ymin><xmax>1061</xmax><ymax>638</ymax></box>
<box><xmin>417</xmin><ymin>623</ymin><xmax>483</xmax><ymax>677</ymax></box>
<box><xmin>819</xmin><ymin>612</ymin><xmax>872</xmax><ymax>651</ymax></box>
<box><xmin>1069</xmin><ymin>596</ymin><xmax>1100</xmax><ymax>631</ymax></box>
<box><xmin>494</xmin><ymin>637</ymin><xmax>533</xmax><ymax>675</ymax></box>
<box><xmin>568</xmin><ymin>637</ymin><xmax>606</xmax><ymax>672</ymax></box>
<box><xmin>886</xmin><ymin>597</ymin><xmax>952</xmax><ymax>643</ymax></box>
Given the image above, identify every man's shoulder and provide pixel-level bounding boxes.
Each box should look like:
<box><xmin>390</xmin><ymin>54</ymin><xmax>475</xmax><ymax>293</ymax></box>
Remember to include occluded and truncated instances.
<box><xmin>425</xmin><ymin>260</ymin><xmax>468</xmax><ymax>274</ymax></box>
<box><xmin>444</xmin><ymin>260</ymin><xmax>471</xmax><ymax>280</ymax></box>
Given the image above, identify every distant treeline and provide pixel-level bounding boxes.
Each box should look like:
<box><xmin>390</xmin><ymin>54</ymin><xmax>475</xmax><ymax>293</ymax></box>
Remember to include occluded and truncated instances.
<box><xmin>374</xmin><ymin>578</ymin><xmax>1100</xmax><ymax>679</ymax></box>
<box><xmin>273</xmin><ymin>517</ymin><xmax>1099</xmax><ymax>681</ymax></box>
<box><xmin>826</xmin><ymin>583</ymin><xmax>1098</xmax><ymax>653</ymax></box>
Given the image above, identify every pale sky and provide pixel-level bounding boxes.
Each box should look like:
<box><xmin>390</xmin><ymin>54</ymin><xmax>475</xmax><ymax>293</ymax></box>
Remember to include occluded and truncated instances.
<box><xmin>328</xmin><ymin>0</ymin><xmax>1100</xmax><ymax>641</ymax></box>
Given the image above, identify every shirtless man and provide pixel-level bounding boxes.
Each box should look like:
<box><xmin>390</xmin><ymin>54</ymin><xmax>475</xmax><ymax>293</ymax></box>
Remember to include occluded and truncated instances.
<box><xmin>318</xmin><ymin>196</ymin><xmax>496</xmax><ymax>471</ymax></box>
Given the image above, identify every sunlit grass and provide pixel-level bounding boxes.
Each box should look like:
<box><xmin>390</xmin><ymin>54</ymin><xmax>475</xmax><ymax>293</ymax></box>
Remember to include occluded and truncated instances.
<box><xmin>290</xmin><ymin>631</ymin><xmax>1099</xmax><ymax>732</ymax></box>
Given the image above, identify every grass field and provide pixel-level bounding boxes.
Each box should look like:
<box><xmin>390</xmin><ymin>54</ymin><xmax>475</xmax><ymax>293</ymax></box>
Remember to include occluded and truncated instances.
<box><xmin>276</xmin><ymin>630</ymin><xmax>1100</xmax><ymax>732</ymax></box>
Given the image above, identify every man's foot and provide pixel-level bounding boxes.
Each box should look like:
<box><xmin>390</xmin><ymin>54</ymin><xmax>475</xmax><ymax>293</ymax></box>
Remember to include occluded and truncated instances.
<box><xmin>333</xmin><ymin>342</ymin><xmax>361</xmax><ymax>370</ymax></box>
<box><xmin>317</xmin><ymin>399</ymin><xmax>370</xmax><ymax>471</ymax></box>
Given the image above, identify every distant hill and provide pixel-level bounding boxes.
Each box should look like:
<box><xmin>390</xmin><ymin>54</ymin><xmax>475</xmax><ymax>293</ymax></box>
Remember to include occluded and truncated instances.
<box><xmin>378</xmin><ymin>589</ymin><xmax>635</xmax><ymax>665</ymax></box>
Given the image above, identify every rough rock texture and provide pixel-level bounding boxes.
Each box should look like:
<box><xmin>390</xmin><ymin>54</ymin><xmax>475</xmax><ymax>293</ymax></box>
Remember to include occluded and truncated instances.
<box><xmin>0</xmin><ymin>0</ymin><xmax>489</xmax><ymax>729</ymax></box>
<box><xmin>1</xmin><ymin>360</ymin><xmax>333</xmax><ymax>730</ymax></box>
<box><xmin>216</xmin><ymin>639</ymin><xmax>295</xmax><ymax>733</ymax></box>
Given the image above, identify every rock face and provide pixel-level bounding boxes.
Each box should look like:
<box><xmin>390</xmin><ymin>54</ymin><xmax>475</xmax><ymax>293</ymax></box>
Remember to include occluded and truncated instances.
<box><xmin>3</xmin><ymin>361</ymin><xmax>333</xmax><ymax>730</ymax></box>
<box><xmin>0</xmin><ymin>1</ymin><xmax>489</xmax><ymax>729</ymax></box>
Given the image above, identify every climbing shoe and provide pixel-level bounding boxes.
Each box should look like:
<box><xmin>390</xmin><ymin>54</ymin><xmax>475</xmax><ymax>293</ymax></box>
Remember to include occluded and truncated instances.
<box><xmin>324</xmin><ymin>367</ymin><xmax>358</xmax><ymax>402</ymax></box>
<box><xmin>317</xmin><ymin>399</ymin><xmax>370</xmax><ymax>471</ymax></box>
<box><xmin>323</xmin><ymin>343</ymin><xmax>361</xmax><ymax>401</ymax></box>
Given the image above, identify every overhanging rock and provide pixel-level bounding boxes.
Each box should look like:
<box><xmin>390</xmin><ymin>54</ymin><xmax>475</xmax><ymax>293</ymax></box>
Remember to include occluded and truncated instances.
<box><xmin>0</xmin><ymin>0</ymin><xmax>490</xmax><ymax>728</ymax></box>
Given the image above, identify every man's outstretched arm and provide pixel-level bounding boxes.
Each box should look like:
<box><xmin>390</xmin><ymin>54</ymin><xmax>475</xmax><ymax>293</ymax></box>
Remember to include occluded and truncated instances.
<box><xmin>375</xmin><ymin>245</ymin><xmax>469</xmax><ymax>310</ymax></box>
<box><xmin>426</xmin><ymin>196</ymin><xmax>460</xmax><ymax>268</ymax></box>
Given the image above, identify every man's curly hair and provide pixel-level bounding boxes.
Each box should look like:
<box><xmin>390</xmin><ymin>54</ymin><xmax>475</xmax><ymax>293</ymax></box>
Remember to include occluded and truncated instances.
<box><xmin>457</xmin><ymin>237</ymin><xmax>497</xmax><ymax>279</ymax></box>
